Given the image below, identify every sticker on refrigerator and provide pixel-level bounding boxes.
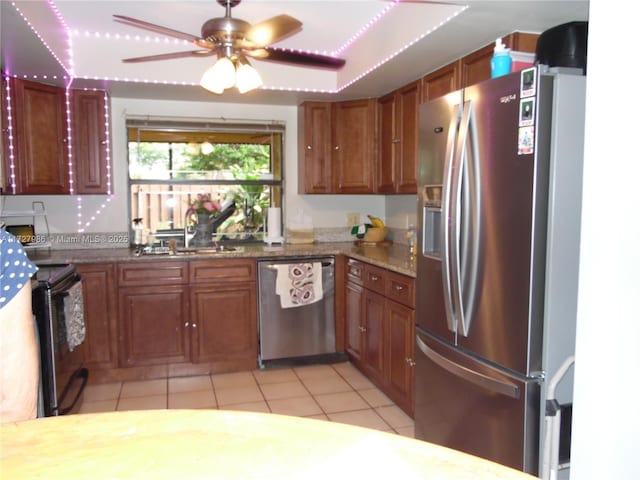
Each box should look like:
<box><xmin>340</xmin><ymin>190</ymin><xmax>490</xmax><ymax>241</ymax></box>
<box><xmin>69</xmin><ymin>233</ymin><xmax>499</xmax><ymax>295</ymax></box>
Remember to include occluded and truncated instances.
<box><xmin>520</xmin><ymin>67</ymin><xmax>536</xmax><ymax>98</ymax></box>
<box><xmin>518</xmin><ymin>126</ymin><xmax>535</xmax><ymax>155</ymax></box>
<box><xmin>519</xmin><ymin>98</ymin><xmax>535</xmax><ymax>127</ymax></box>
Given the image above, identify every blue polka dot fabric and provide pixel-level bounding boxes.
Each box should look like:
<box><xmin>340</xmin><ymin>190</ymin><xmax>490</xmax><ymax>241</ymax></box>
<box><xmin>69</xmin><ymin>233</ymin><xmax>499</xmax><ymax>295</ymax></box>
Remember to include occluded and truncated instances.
<box><xmin>0</xmin><ymin>229</ymin><xmax>38</xmax><ymax>307</ymax></box>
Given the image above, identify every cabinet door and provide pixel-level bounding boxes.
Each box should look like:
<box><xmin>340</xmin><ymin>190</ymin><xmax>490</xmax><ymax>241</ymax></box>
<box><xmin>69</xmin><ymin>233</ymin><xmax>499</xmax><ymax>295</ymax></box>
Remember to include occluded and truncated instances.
<box><xmin>421</xmin><ymin>62</ymin><xmax>460</xmax><ymax>102</ymax></box>
<box><xmin>377</xmin><ymin>93</ymin><xmax>397</xmax><ymax>193</ymax></box>
<box><xmin>386</xmin><ymin>299</ymin><xmax>415</xmax><ymax>415</ymax></box>
<box><xmin>363</xmin><ymin>289</ymin><xmax>386</xmax><ymax>385</ymax></box>
<box><xmin>118</xmin><ymin>285</ymin><xmax>190</xmax><ymax>367</ymax></box>
<box><xmin>190</xmin><ymin>282</ymin><xmax>257</xmax><ymax>369</ymax></box>
<box><xmin>72</xmin><ymin>90</ymin><xmax>110</xmax><ymax>194</ymax></box>
<box><xmin>345</xmin><ymin>280</ymin><xmax>364</xmax><ymax>363</ymax></box>
<box><xmin>460</xmin><ymin>43</ymin><xmax>494</xmax><ymax>88</ymax></box>
<box><xmin>333</xmin><ymin>99</ymin><xmax>376</xmax><ymax>193</ymax></box>
<box><xmin>395</xmin><ymin>81</ymin><xmax>419</xmax><ymax>194</ymax></box>
<box><xmin>298</xmin><ymin>102</ymin><xmax>332</xmax><ymax>194</ymax></box>
<box><xmin>76</xmin><ymin>264</ymin><xmax>118</xmax><ymax>369</ymax></box>
<box><xmin>11</xmin><ymin>78</ymin><xmax>69</xmax><ymax>194</ymax></box>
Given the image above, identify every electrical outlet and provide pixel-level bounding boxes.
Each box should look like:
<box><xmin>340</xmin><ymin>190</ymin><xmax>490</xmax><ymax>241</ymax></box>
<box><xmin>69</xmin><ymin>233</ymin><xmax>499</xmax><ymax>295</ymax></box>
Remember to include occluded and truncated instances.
<box><xmin>346</xmin><ymin>213</ymin><xmax>360</xmax><ymax>226</ymax></box>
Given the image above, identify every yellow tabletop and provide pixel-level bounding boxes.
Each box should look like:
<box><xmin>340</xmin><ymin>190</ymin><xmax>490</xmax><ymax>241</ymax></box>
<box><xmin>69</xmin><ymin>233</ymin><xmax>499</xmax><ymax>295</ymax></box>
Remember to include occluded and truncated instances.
<box><xmin>1</xmin><ymin>409</ymin><xmax>536</xmax><ymax>479</ymax></box>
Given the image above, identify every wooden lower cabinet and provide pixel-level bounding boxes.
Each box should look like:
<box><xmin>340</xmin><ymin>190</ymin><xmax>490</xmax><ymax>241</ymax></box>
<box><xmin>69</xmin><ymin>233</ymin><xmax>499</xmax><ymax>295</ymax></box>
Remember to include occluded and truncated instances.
<box><xmin>76</xmin><ymin>263</ymin><xmax>118</xmax><ymax>370</ymax></box>
<box><xmin>190</xmin><ymin>282</ymin><xmax>257</xmax><ymax>370</ymax></box>
<box><xmin>344</xmin><ymin>258</ymin><xmax>416</xmax><ymax>416</ymax></box>
<box><xmin>118</xmin><ymin>285</ymin><xmax>191</xmax><ymax>367</ymax></box>
<box><xmin>386</xmin><ymin>299</ymin><xmax>415</xmax><ymax>415</ymax></box>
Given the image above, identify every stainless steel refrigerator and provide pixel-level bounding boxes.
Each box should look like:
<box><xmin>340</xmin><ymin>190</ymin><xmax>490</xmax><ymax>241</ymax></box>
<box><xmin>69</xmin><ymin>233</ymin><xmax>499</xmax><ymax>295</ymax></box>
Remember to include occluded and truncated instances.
<box><xmin>414</xmin><ymin>67</ymin><xmax>585</xmax><ymax>476</ymax></box>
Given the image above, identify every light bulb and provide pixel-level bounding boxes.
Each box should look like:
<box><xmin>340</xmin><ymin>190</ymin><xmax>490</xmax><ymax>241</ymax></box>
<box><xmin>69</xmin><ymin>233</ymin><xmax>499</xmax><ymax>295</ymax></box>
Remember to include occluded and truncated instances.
<box><xmin>200</xmin><ymin>56</ymin><xmax>236</xmax><ymax>94</ymax></box>
<box><xmin>236</xmin><ymin>59</ymin><xmax>263</xmax><ymax>93</ymax></box>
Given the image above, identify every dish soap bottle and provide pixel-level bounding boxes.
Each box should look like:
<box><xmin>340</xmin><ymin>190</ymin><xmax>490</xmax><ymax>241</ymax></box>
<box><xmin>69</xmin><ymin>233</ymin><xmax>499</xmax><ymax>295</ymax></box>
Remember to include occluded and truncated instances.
<box><xmin>132</xmin><ymin>218</ymin><xmax>144</xmax><ymax>246</ymax></box>
<box><xmin>490</xmin><ymin>38</ymin><xmax>512</xmax><ymax>78</ymax></box>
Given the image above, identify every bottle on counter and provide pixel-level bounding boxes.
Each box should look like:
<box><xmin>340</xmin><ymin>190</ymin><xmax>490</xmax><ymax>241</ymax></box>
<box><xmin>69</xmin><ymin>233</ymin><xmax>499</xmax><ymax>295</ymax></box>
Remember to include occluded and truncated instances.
<box><xmin>132</xmin><ymin>218</ymin><xmax>144</xmax><ymax>246</ymax></box>
<box><xmin>490</xmin><ymin>38</ymin><xmax>512</xmax><ymax>78</ymax></box>
<box><xmin>407</xmin><ymin>224</ymin><xmax>417</xmax><ymax>258</ymax></box>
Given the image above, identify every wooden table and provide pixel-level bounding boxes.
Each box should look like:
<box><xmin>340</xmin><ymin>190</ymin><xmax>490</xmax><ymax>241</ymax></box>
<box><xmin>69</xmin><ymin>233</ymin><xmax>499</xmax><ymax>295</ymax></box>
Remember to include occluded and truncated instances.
<box><xmin>1</xmin><ymin>409</ymin><xmax>536</xmax><ymax>479</ymax></box>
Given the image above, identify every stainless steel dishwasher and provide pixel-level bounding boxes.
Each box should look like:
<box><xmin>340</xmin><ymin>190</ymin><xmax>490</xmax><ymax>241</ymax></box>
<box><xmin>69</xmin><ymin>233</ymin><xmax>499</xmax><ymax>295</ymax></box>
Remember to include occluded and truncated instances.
<box><xmin>258</xmin><ymin>257</ymin><xmax>336</xmax><ymax>366</ymax></box>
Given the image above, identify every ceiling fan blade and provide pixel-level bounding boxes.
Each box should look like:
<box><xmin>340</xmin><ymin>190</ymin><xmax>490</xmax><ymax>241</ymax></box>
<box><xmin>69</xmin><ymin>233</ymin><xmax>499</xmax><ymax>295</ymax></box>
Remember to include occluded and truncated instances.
<box><xmin>113</xmin><ymin>15</ymin><xmax>201</xmax><ymax>43</ymax></box>
<box><xmin>244</xmin><ymin>15</ymin><xmax>302</xmax><ymax>47</ymax></box>
<box><xmin>247</xmin><ymin>47</ymin><xmax>345</xmax><ymax>69</ymax></box>
<box><xmin>121</xmin><ymin>50</ymin><xmax>216</xmax><ymax>63</ymax></box>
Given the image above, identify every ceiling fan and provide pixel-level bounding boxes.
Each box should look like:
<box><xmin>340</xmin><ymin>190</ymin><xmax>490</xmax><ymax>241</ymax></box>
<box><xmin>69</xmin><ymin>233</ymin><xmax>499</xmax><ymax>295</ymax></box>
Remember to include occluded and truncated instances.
<box><xmin>114</xmin><ymin>0</ymin><xmax>346</xmax><ymax>94</ymax></box>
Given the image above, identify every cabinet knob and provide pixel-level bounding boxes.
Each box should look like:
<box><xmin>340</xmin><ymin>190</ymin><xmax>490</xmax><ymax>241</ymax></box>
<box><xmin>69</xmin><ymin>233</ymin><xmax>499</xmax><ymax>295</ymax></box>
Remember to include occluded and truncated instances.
<box><xmin>392</xmin><ymin>139</ymin><xmax>401</xmax><ymax>144</ymax></box>
<box><xmin>184</xmin><ymin>322</ymin><xmax>190</xmax><ymax>327</ymax></box>
<box><xmin>406</xmin><ymin>358</ymin><xmax>416</xmax><ymax>367</ymax></box>
<box><xmin>192</xmin><ymin>323</ymin><xmax>197</xmax><ymax>328</ymax></box>
<box><xmin>334</xmin><ymin>145</ymin><xmax>339</xmax><ymax>150</ymax></box>
<box><xmin>370</xmin><ymin>274</ymin><xmax>379</xmax><ymax>281</ymax></box>
<box><xmin>306</xmin><ymin>145</ymin><xmax>312</xmax><ymax>150</ymax></box>
<box><xmin>359</xmin><ymin>325</ymin><xmax>367</xmax><ymax>333</ymax></box>
<box><xmin>394</xmin><ymin>284</ymin><xmax>404</xmax><ymax>292</ymax></box>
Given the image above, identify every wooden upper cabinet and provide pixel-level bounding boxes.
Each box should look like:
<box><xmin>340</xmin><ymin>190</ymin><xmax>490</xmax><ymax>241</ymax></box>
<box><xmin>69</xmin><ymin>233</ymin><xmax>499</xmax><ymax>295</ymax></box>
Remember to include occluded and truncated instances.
<box><xmin>332</xmin><ymin>98</ymin><xmax>377</xmax><ymax>194</ymax></box>
<box><xmin>298</xmin><ymin>102</ymin><xmax>332</xmax><ymax>194</ymax></box>
<box><xmin>377</xmin><ymin>92</ymin><xmax>397</xmax><ymax>193</ymax></box>
<box><xmin>421</xmin><ymin>62</ymin><xmax>460</xmax><ymax>103</ymax></box>
<box><xmin>377</xmin><ymin>81</ymin><xmax>420</xmax><ymax>194</ymax></box>
<box><xmin>459</xmin><ymin>43</ymin><xmax>495</xmax><ymax>88</ymax></box>
<box><xmin>504</xmin><ymin>32</ymin><xmax>539</xmax><ymax>53</ymax></box>
<box><xmin>72</xmin><ymin>90</ymin><xmax>110</xmax><ymax>194</ymax></box>
<box><xmin>10</xmin><ymin>78</ymin><xmax>69</xmax><ymax>194</ymax></box>
<box><xmin>298</xmin><ymin>99</ymin><xmax>376</xmax><ymax>194</ymax></box>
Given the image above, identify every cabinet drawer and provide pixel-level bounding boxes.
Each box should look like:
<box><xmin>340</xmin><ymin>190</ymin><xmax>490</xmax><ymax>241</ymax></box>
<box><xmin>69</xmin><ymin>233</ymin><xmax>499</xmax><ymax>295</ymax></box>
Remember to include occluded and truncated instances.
<box><xmin>117</xmin><ymin>261</ymin><xmax>188</xmax><ymax>287</ymax></box>
<box><xmin>386</xmin><ymin>271</ymin><xmax>415</xmax><ymax>308</ymax></box>
<box><xmin>363</xmin><ymin>264</ymin><xmax>387</xmax><ymax>295</ymax></box>
<box><xmin>190</xmin><ymin>259</ymin><xmax>256</xmax><ymax>284</ymax></box>
<box><xmin>346</xmin><ymin>258</ymin><xmax>364</xmax><ymax>285</ymax></box>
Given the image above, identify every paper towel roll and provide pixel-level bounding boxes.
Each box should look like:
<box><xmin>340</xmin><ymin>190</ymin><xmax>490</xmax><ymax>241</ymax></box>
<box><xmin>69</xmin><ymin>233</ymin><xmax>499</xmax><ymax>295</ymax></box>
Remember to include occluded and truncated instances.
<box><xmin>267</xmin><ymin>207</ymin><xmax>281</xmax><ymax>239</ymax></box>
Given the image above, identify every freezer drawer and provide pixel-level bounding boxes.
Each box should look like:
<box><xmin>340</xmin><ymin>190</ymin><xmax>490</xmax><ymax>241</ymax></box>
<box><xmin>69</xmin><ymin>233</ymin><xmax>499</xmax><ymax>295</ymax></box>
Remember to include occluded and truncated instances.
<box><xmin>258</xmin><ymin>258</ymin><xmax>335</xmax><ymax>363</ymax></box>
<box><xmin>414</xmin><ymin>329</ymin><xmax>541</xmax><ymax>475</ymax></box>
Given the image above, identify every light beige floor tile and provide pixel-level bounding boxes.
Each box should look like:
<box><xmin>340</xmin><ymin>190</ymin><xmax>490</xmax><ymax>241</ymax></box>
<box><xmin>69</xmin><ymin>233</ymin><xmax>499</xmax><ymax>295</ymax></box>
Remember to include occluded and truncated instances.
<box><xmin>215</xmin><ymin>385</ymin><xmax>264</xmax><ymax>406</ymax></box>
<box><xmin>168</xmin><ymin>375</ymin><xmax>213</xmax><ymax>394</ymax></box>
<box><xmin>358</xmin><ymin>388</ymin><xmax>394</xmax><ymax>408</ymax></box>
<box><xmin>395</xmin><ymin>425</ymin><xmax>415</xmax><ymax>438</ymax></box>
<box><xmin>331</xmin><ymin>362</ymin><xmax>362</xmax><ymax>377</ymax></box>
<box><xmin>267</xmin><ymin>395</ymin><xmax>322</xmax><ymax>417</ymax></box>
<box><xmin>219</xmin><ymin>401</ymin><xmax>270</xmax><ymax>414</ymax></box>
<box><xmin>304</xmin><ymin>414</ymin><xmax>329</xmax><ymax>421</ymax></box>
<box><xmin>293</xmin><ymin>364</ymin><xmax>340</xmax><ymax>380</ymax></box>
<box><xmin>211</xmin><ymin>371</ymin><xmax>257</xmax><ymax>389</ymax></box>
<box><xmin>301</xmin><ymin>375</ymin><xmax>353</xmax><ymax>395</ymax></box>
<box><xmin>314</xmin><ymin>391</ymin><xmax>370</xmax><ymax>413</ymax></box>
<box><xmin>120</xmin><ymin>379</ymin><xmax>167</xmax><ymax>398</ymax></box>
<box><xmin>168</xmin><ymin>390</ymin><xmax>217</xmax><ymax>409</ymax></box>
<box><xmin>259</xmin><ymin>380</ymin><xmax>308</xmax><ymax>400</ymax></box>
<box><xmin>340</xmin><ymin>371</ymin><xmax>376</xmax><ymax>390</ymax></box>
<box><xmin>252</xmin><ymin>368</ymin><xmax>298</xmax><ymax>385</ymax></box>
<box><xmin>83</xmin><ymin>382</ymin><xmax>122</xmax><ymax>402</ymax></box>
<box><xmin>327</xmin><ymin>409</ymin><xmax>390</xmax><ymax>432</ymax></box>
<box><xmin>375</xmin><ymin>405</ymin><xmax>414</xmax><ymax>429</ymax></box>
<box><xmin>78</xmin><ymin>399</ymin><xmax>118</xmax><ymax>414</ymax></box>
<box><xmin>117</xmin><ymin>394</ymin><xmax>167</xmax><ymax>411</ymax></box>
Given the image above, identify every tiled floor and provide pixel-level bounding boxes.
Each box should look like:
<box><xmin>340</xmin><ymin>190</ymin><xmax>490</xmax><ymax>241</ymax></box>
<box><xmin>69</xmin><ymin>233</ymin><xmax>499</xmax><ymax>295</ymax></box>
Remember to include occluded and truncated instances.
<box><xmin>79</xmin><ymin>362</ymin><xmax>414</xmax><ymax>437</ymax></box>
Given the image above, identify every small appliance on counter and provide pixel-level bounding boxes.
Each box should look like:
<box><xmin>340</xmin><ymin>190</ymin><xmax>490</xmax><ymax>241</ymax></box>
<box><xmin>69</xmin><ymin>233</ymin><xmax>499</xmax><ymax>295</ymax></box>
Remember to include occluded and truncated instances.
<box><xmin>263</xmin><ymin>207</ymin><xmax>283</xmax><ymax>245</ymax></box>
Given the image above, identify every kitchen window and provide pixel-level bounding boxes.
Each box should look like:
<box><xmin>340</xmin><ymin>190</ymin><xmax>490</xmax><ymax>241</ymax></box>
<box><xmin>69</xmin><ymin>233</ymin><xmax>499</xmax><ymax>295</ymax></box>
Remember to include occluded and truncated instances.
<box><xmin>127</xmin><ymin>118</ymin><xmax>283</xmax><ymax>245</ymax></box>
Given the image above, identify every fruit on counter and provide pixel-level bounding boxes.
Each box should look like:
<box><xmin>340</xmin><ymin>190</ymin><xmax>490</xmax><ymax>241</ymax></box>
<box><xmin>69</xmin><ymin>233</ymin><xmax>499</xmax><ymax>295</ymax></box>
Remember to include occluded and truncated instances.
<box><xmin>367</xmin><ymin>215</ymin><xmax>385</xmax><ymax>228</ymax></box>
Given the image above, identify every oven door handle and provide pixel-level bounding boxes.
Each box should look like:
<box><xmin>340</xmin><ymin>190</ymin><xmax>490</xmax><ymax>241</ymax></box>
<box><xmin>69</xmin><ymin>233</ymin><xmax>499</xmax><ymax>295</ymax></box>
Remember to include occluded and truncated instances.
<box><xmin>57</xmin><ymin>367</ymin><xmax>89</xmax><ymax>415</ymax></box>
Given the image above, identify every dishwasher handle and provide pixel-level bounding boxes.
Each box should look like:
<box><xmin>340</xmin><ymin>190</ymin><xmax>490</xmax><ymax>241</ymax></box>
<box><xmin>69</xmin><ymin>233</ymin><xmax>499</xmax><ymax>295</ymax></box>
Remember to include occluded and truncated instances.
<box><xmin>264</xmin><ymin>261</ymin><xmax>333</xmax><ymax>270</ymax></box>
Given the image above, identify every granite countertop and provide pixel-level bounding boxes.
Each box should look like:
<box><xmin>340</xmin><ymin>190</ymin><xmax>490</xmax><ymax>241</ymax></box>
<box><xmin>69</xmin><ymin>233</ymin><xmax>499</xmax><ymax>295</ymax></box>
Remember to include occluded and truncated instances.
<box><xmin>27</xmin><ymin>242</ymin><xmax>417</xmax><ymax>277</ymax></box>
<box><xmin>1</xmin><ymin>409</ymin><xmax>536</xmax><ymax>480</ymax></box>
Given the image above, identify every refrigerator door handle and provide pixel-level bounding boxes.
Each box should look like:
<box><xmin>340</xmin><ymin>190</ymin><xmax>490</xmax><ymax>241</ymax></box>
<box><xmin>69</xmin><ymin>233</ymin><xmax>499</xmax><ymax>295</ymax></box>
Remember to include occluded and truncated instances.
<box><xmin>416</xmin><ymin>333</ymin><xmax>520</xmax><ymax>399</ymax></box>
<box><xmin>440</xmin><ymin>98</ymin><xmax>464</xmax><ymax>334</ymax></box>
<box><xmin>454</xmin><ymin>100</ymin><xmax>481</xmax><ymax>337</ymax></box>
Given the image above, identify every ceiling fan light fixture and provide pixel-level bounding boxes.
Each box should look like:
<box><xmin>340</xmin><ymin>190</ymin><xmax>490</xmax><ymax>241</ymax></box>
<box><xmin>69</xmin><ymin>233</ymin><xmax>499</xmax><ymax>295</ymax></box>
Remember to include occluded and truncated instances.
<box><xmin>199</xmin><ymin>55</ymin><xmax>235</xmax><ymax>94</ymax></box>
<box><xmin>236</xmin><ymin>58</ymin><xmax>263</xmax><ymax>93</ymax></box>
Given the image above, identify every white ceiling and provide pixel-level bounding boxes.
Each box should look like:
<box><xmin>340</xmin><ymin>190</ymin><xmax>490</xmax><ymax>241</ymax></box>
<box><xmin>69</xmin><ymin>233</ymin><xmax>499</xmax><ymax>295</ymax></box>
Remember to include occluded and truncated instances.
<box><xmin>1</xmin><ymin>0</ymin><xmax>589</xmax><ymax>105</ymax></box>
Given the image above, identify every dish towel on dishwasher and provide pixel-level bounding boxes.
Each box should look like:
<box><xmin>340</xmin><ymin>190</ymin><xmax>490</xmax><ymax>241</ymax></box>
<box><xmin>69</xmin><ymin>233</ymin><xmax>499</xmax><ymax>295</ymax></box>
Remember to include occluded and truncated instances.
<box><xmin>62</xmin><ymin>281</ymin><xmax>86</xmax><ymax>351</ymax></box>
<box><xmin>275</xmin><ymin>263</ymin><xmax>323</xmax><ymax>308</ymax></box>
